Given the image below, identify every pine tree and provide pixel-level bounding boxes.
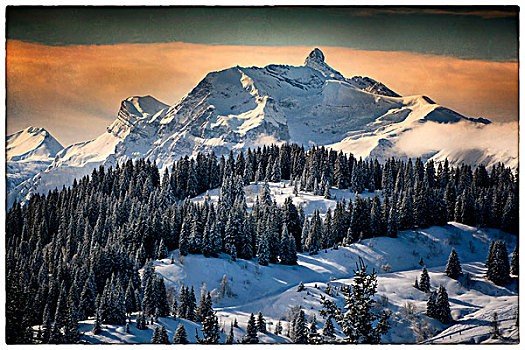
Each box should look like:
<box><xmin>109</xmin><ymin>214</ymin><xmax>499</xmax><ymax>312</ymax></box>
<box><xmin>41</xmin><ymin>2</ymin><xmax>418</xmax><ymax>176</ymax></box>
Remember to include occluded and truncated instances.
<box><xmin>226</xmin><ymin>323</ymin><xmax>235</xmax><ymax>344</ymax></box>
<box><xmin>511</xmin><ymin>245</ymin><xmax>519</xmax><ymax>276</ymax></box>
<box><xmin>256</xmin><ymin>311</ymin><xmax>266</xmax><ymax>333</ymax></box>
<box><xmin>419</xmin><ymin>266</ymin><xmax>431</xmax><ymax>293</ymax></box>
<box><xmin>274</xmin><ymin>320</ymin><xmax>283</xmax><ymax>335</ymax></box>
<box><xmin>185</xmin><ymin>286</ymin><xmax>197</xmax><ymax>321</ymax></box>
<box><xmin>292</xmin><ymin>310</ymin><xmax>308</xmax><ymax>344</ymax></box>
<box><xmin>135</xmin><ymin>312</ymin><xmax>147</xmax><ymax>330</ymax></box>
<box><xmin>92</xmin><ymin>312</ymin><xmax>102</xmax><ymax>335</ymax></box>
<box><xmin>320</xmin><ymin>257</ymin><xmax>391</xmax><ymax>343</ymax></box>
<box><xmin>297</xmin><ymin>282</ymin><xmax>305</xmax><ymax>292</ymax></box>
<box><xmin>179</xmin><ymin>222</ymin><xmax>189</xmax><ymax>256</ymax></box>
<box><xmin>79</xmin><ymin>275</ymin><xmax>97</xmax><ymax>320</ymax></box>
<box><xmin>308</xmin><ymin>315</ymin><xmax>321</xmax><ymax>344</ymax></box>
<box><xmin>322</xmin><ymin>315</ymin><xmax>335</xmax><ymax>341</ymax></box>
<box><xmin>196</xmin><ymin>292</ymin><xmax>213</xmax><ymax>323</ymax></box>
<box><xmin>218</xmin><ymin>274</ymin><xmax>233</xmax><ymax>299</ymax></box>
<box><xmin>63</xmin><ymin>297</ymin><xmax>81</xmax><ymax>343</ymax></box>
<box><xmin>156</xmin><ymin>239</ymin><xmax>168</xmax><ymax>259</ymax></box>
<box><xmin>125</xmin><ymin>281</ymin><xmax>137</xmax><ymax>316</ymax></box>
<box><xmin>171</xmin><ymin>296</ymin><xmax>178</xmax><ymax>319</ymax></box>
<box><xmin>257</xmin><ymin>227</ymin><xmax>270</xmax><ymax>266</ymax></box>
<box><xmin>305</xmin><ymin>210</ymin><xmax>321</xmax><ymax>254</ymax></box>
<box><xmin>386</xmin><ymin>206</ymin><xmax>399</xmax><ymax>238</ymax></box>
<box><xmin>279</xmin><ymin>224</ymin><xmax>297</xmax><ymax>265</ymax></box>
<box><xmin>142</xmin><ymin>275</ymin><xmax>169</xmax><ymax>317</ymax></box>
<box><xmin>486</xmin><ymin>240</ymin><xmax>510</xmax><ymax>285</ymax></box>
<box><xmin>200</xmin><ymin>314</ymin><xmax>220</xmax><ymax>344</ymax></box>
<box><xmin>434</xmin><ymin>285</ymin><xmax>452</xmax><ymax>324</ymax></box>
<box><xmin>173</xmin><ymin>324</ymin><xmax>188</xmax><ymax>344</ymax></box>
<box><xmin>151</xmin><ymin>326</ymin><xmax>160</xmax><ymax>343</ymax></box>
<box><xmin>158</xmin><ymin>325</ymin><xmax>170</xmax><ymax>344</ymax></box>
<box><xmin>445</xmin><ymin>248</ymin><xmax>462</xmax><ymax>279</ymax></box>
<box><xmin>426</xmin><ymin>291</ymin><xmax>437</xmax><ymax>319</ymax></box>
<box><xmin>242</xmin><ymin>313</ymin><xmax>259</xmax><ymax>343</ymax></box>
<box><xmin>491</xmin><ymin>312</ymin><xmax>501</xmax><ymax>339</ymax></box>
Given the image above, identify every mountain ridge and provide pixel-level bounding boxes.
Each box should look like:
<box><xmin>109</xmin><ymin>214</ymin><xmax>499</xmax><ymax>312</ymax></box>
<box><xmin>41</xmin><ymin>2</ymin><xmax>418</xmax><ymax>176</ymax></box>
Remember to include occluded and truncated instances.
<box><xmin>7</xmin><ymin>48</ymin><xmax>513</xmax><ymax>207</ymax></box>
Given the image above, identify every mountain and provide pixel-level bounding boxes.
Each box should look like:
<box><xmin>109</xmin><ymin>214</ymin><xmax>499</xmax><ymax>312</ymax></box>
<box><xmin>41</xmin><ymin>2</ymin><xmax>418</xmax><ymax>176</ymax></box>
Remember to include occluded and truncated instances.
<box><xmin>8</xmin><ymin>48</ymin><xmax>511</xmax><ymax>207</ymax></box>
<box><xmin>6</xmin><ymin>127</ymin><xmax>63</xmax><ymax>192</ymax></box>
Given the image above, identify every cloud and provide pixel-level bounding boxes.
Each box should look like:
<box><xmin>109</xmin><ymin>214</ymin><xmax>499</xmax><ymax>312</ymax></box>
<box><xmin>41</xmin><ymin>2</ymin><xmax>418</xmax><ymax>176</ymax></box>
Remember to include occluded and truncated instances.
<box><xmin>6</xmin><ymin>40</ymin><xmax>518</xmax><ymax>146</ymax></box>
<box><xmin>351</xmin><ymin>7</ymin><xmax>517</xmax><ymax>19</ymax></box>
<box><xmin>393</xmin><ymin>121</ymin><xmax>518</xmax><ymax>168</ymax></box>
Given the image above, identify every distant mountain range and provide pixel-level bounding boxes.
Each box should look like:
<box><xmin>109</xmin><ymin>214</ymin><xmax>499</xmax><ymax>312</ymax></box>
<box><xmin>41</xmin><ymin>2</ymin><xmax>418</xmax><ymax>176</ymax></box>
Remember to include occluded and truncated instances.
<box><xmin>7</xmin><ymin>48</ymin><xmax>514</xmax><ymax>207</ymax></box>
<box><xmin>6</xmin><ymin>127</ymin><xmax>63</xmax><ymax>193</ymax></box>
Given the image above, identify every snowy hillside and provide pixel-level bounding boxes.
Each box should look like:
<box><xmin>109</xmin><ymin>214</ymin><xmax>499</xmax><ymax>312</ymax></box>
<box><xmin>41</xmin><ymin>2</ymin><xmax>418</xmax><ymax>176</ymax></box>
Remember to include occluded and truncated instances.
<box><xmin>191</xmin><ymin>180</ymin><xmax>378</xmax><ymax>216</ymax></box>
<box><xmin>77</xmin><ymin>222</ymin><xmax>518</xmax><ymax>344</ymax></box>
<box><xmin>6</xmin><ymin>127</ymin><xmax>63</xmax><ymax>192</ymax></box>
<box><xmin>8</xmin><ymin>48</ymin><xmax>514</xmax><ymax>207</ymax></box>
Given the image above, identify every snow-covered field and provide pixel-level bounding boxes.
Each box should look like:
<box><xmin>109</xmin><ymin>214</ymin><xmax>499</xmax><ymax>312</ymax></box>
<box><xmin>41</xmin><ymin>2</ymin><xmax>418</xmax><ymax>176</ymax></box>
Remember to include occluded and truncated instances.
<box><xmin>192</xmin><ymin>180</ymin><xmax>379</xmax><ymax>216</ymax></box>
<box><xmin>80</xmin><ymin>221</ymin><xmax>518</xmax><ymax>344</ymax></box>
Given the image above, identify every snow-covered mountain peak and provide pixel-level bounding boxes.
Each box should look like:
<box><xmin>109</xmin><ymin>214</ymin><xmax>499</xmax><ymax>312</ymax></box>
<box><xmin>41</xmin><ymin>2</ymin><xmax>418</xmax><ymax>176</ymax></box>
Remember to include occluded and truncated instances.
<box><xmin>304</xmin><ymin>48</ymin><xmax>346</xmax><ymax>81</ymax></box>
<box><xmin>107</xmin><ymin>95</ymin><xmax>169</xmax><ymax>138</ymax></box>
<box><xmin>305</xmin><ymin>48</ymin><xmax>325</xmax><ymax>64</ymax></box>
<box><xmin>121</xmin><ymin>95</ymin><xmax>168</xmax><ymax>119</ymax></box>
<box><xmin>7</xmin><ymin>50</ymin><xmax>515</xmax><ymax>208</ymax></box>
<box><xmin>6</xmin><ymin>126</ymin><xmax>63</xmax><ymax>162</ymax></box>
<box><xmin>6</xmin><ymin>126</ymin><xmax>64</xmax><ymax>193</ymax></box>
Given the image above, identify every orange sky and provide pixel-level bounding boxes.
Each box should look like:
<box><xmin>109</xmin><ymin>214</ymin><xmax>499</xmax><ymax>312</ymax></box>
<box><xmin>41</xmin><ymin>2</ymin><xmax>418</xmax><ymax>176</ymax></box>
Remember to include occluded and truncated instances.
<box><xmin>6</xmin><ymin>40</ymin><xmax>518</xmax><ymax>146</ymax></box>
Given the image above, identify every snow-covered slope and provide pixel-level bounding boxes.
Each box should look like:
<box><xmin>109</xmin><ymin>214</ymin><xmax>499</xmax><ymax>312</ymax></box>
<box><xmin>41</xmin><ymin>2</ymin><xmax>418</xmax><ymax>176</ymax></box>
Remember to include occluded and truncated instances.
<box><xmin>6</xmin><ymin>127</ymin><xmax>63</xmax><ymax>192</ymax></box>
<box><xmin>191</xmin><ymin>180</ymin><xmax>378</xmax><ymax>216</ymax></box>
<box><xmin>75</xmin><ymin>221</ymin><xmax>517</xmax><ymax>344</ymax></box>
<box><xmin>9</xmin><ymin>48</ymin><xmax>513</xmax><ymax>207</ymax></box>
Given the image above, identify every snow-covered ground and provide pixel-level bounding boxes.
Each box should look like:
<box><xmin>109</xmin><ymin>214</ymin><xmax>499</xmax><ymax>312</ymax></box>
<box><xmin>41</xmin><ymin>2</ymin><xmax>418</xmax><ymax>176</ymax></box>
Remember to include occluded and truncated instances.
<box><xmin>192</xmin><ymin>180</ymin><xmax>379</xmax><ymax>216</ymax></box>
<box><xmin>79</xmin><ymin>221</ymin><xmax>518</xmax><ymax>344</ymax></box>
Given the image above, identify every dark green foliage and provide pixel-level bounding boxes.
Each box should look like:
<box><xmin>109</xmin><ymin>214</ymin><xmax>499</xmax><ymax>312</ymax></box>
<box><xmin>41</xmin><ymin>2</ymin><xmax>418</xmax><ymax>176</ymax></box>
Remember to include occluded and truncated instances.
<box><xmin>274</xmin><ymin>320</ymin><xmax>282</xmax><ymax>336</ymax></box>
<box><xmin>426</xmin><ymin>291</ymin><xmax>437</xmax><ymax>319</ymax></box>
<box><xmin>322</xmin><ymin>315</ymin><xmax>335</xmax><ymax>340</ymax></box>
<box><xmin>142</xmin><ymin>275</ymin><xmax>169</xmax><ymax>317</ymax></box>
<box><xmin>419</xmin><ymin>266</ymin><xmax>430</xmax><ymax>293</ymax></box>
<box><xmin>151</xmin><ymin>325</ymin><xmax>170</xmax><ymax>344</ymax></box>
<box><xmin>135</xmin><ymin>312</ymin><xmax>147</xmax><ymax>330</ymax></box>
<box><xmin>511</xmin><ymin>245</ymin><xmax>519</xmax><ymax>276</ymax></box>
<box><xmin>200</xmin><ymin>314</ymin><xmax>220</xmax><ymax>344</ymax></box>
<box><xmin>292</xmin><ymin>310</ymin><xmax>309</xmax><ymax>344</ymax></box>
<box><xmin>320</xmin><ymin>257</ymin><xmax>391</xmax><ymax>343</ymax></box>
<box><xmin>196</xmin><ymin>291</ymin><xmax>213</xmax><ymax>323</ymax></box>
<box><xmin>308</xmin><ymin>315</ymin><xmax>322</xmax><ymax>344</ymax></box>
<box><xmin>242</xmin><ymin>313</ymin><xmax>259</xmax><ymax>344</ymax></box>
<box><xmin>434</xmin><ymin>285</ymin><xmax>452</xmax><ymax>324</ymax></box>
<box><xmin>173</xmin><ymin>324</ymin><xmax>188</xmax><ymax>344</ymax></box>
<box><xmin>92</xmin><ymin>313</ymin><xmax>102</xmax><ymax>335</ymax></box>
<box><xmin>486</xmin><ymin>240</ymin><xmax>510</xmax><ymax>285</ymax></box>
<box><xmin>257</xmin><ymin>311</ymin><xmax>266</xmax><ymax>333</ymax></box>
<box><xmin>445</xmin><ymin>248</ymin><xmax>462</xmax><ymax>279</ymax></box>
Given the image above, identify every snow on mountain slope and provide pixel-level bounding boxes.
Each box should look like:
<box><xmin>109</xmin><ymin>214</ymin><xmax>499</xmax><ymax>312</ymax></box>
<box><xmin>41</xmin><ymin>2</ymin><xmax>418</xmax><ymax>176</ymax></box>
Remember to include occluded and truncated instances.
<box><xmin>140</xmin><ymin>222</ymin><xmax>516</xmax><ymax>344</ymax></box>
<box><xmin>6</xmin><ymin>127</ymin><xmax>63</xmax><ymax>192</ymax></box>
<box><xmin>9</xmin><ymin>48</ymin><xmax>512</xmax><ymax>207</ymax></box>
<box><xmin>8</xmin><ymin>96</ymin><xmax>168</xmax><ymax>207</ymax></box>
